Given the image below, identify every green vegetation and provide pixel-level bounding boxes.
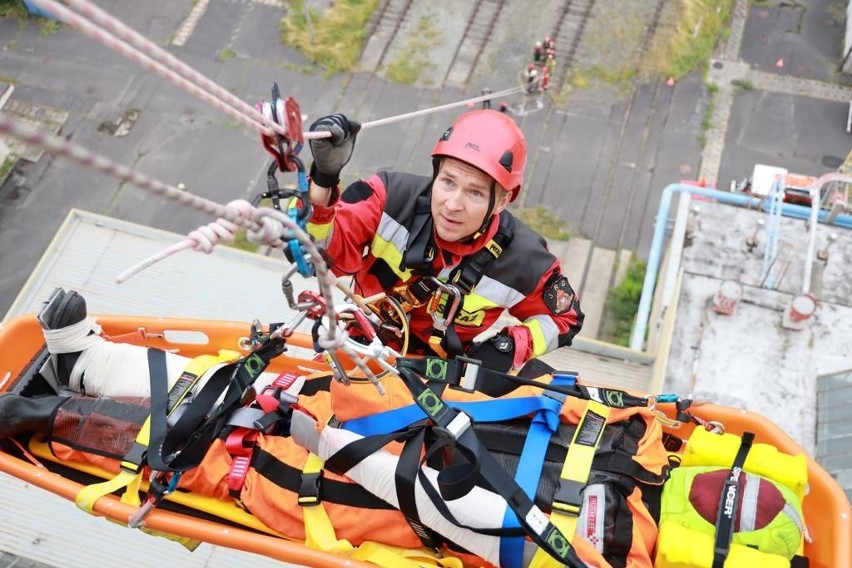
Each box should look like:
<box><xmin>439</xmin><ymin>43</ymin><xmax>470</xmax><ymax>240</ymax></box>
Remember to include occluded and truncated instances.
<box><xmin>0</xmin><ymin>156</ymin><xmax>16</xmax><ymax>181</ymax></box>
<box><xmin>698</xmin><ymin>92</ymin><xmax>715</xmax><ymax>148</ymax></box>
<box><xmin>601</xmin><ymin>256</ymin><xmax>646</xmax><ymax>346</ymax></box>
<box><xmin>384</xmin><ymin>16</ymin><xmax>439</xmax><ymax>86</ymax></box>
<box><xmin>512</xmin><ymin>206</ymin><xmax>573</xmax><ymax>240</ymax></box>
<box><xmin>280</xmin><ymin>0</ymin><xmax>379</xmax><ymax>76</ymax></box>
<box><xmin>40</xmin><ymin>17</ymin><xmax>58</xmax><ymax>35</ymax></box>
<box><xmin>641</xmin><ymin>0</ymin><xmax>735</xmax><ymax>79</ymax></box>
<box><xmin>0</xmin><ymin>0</ymin><xmax>28</xmax><ymax>18</ymax></box>
<box><xmin>227</xmin><ymin>229</ymin><xmax>259</xmax><ymax>253</ymax></box>
<box><xmin>733</xmin><ymin>78</ymin><xmax>754</xmax><ymax>91</ymax></box>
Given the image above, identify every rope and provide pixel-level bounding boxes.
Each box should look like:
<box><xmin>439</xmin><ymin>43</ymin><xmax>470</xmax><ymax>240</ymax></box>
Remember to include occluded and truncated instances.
<box><xmin>27</xmin><ymin>0</ymin><xmax>284</xmax><ymax>139</ymax></box>
<box><xmin>28</xmin><ymin>0</ymin><xmax>525</xmax><ymax>143</ymax></box>
<box><xmin>0</xmin><ymin>111</ymin><xmax>341</xmax><ymax>347</ymax></box>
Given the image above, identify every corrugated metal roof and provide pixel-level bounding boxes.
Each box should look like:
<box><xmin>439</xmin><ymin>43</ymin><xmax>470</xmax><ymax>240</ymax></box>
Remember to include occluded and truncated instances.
<box><xmin>5</xmin><ymin>208</ymin><xmax>338</xmax><ymax>323</ymax></box>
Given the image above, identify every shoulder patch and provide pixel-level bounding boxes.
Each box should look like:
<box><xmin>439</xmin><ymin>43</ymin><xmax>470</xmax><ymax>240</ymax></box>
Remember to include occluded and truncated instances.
<box><xmin>543</xmin><ymin>276</ymin><xmax>574</xmax><ymax>315</ymax></box>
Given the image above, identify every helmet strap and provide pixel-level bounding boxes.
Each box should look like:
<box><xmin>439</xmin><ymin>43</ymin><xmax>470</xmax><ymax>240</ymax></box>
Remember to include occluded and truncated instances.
<box><xmin>467</xmin><ymin>180</ymin><xmax>497</xmax><ymax>242</ymax></box>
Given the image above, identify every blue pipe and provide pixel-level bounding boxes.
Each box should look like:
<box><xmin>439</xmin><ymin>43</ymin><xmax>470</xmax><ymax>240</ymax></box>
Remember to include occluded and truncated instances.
<box><xmin>629</xmin><ymin>183</ymin><xmax>852</xmax><ymax>351</ymax></box>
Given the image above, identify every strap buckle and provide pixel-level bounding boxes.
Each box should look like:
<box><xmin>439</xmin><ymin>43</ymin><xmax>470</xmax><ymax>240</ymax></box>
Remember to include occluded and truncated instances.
<box><xmin>455</xmin><ymin>355</ymin><xmax>482</xmax><ymax>392</ymax></box>
<box><xmin>298</xmin><ymin>471</ymin><xmax>323</xmax><ymax>506</ymax></box>
<box><xmin>551</xmin><ymin>478</ymin><xmax>585</xmax><ymax>515</ymax></box>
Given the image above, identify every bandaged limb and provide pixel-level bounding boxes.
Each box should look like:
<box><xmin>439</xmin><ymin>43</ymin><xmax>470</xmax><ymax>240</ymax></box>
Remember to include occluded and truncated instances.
<box><xmin>290</xmin><ymin>411</ymin><xmax>546</xmax><ymax>566</ymax></box>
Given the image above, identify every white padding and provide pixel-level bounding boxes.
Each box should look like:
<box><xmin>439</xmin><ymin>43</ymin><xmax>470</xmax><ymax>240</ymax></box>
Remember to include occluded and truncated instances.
<box><xmin>317</xmin><ymin>426</ymin><xmax>505</xmax><ymax>565</ymax></box>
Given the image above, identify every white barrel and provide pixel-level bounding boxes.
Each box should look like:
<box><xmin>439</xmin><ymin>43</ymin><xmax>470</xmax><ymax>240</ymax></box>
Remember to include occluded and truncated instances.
<box><xmin>788</xmin><ymin>294</ymin><xmax>817</xmax><ymax>323</ymax></box>
<box><xmin>713</xmin><ymin>280</ymin><xmax>742</xmax><ymax>315</ymax></box>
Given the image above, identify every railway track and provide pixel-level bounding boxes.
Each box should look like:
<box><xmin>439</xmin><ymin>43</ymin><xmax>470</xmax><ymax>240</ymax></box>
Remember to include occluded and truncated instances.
<box><xmin>549</xmin><ymin>0</ymin><xmax>595</xmax><ymax>90</ymax></box>
<box><xmin>572</xmin><ymin>0</ymin><xmax>668</xmax><ymax>294</ymax></box>
<box><xmin>443</xmin><ymin>0</ymin><xmax>508</xmax><ymax>87</ymax></box>
<box><xmin>359</xmin><ymin>0</ymin><xmax>414</xmax><ymax>72</ymax></box>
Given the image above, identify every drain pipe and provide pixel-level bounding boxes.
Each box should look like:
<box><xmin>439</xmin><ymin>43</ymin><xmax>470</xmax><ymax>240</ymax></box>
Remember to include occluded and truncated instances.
<box><xmin>803</xmin><ymin>173</ymin><xmax>852</xmax><ymax>294</ymax></box>
<box><xmin>629</xmin><ymin>182</ymin><xmax>852</xmax><ymax>351</ymax></box>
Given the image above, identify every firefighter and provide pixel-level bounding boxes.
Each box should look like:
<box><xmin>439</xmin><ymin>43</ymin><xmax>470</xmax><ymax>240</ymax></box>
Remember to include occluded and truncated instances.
<box><xmin>196</xmin><ymin>110</ymin><xmax>584</xmax><ymax>373</ymax></box>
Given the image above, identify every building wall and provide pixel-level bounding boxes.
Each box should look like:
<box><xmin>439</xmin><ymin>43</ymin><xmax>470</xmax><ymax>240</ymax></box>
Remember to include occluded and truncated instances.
<box><xmin>663</xmin><ymin>199</ymin><xmax>852</xmax><ymax>453</ymax></box>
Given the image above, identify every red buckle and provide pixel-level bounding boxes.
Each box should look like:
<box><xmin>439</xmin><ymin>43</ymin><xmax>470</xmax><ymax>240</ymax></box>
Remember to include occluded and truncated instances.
<box><xmin>226</xmin><ymin>428</ymin><xmax>259</xmax><ymax>498</ymax></box>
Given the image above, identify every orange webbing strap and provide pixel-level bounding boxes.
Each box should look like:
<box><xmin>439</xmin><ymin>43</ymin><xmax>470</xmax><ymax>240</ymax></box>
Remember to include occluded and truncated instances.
<box><xmin>529</xmin><ymin>400</ymin><xmax>611</xmax><ymax>568</ymax></box>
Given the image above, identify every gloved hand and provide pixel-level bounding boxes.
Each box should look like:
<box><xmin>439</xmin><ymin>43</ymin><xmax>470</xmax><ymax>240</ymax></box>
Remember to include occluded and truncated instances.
<box><xmin>187</xmin><ymin>199</ymin><xmax>256</xmax><ymax>253</ymax></box>
<box><xmin>467</xmin><ymin>333</ymin><xmax>515</xmax><ymax>373</ymax></box>
<box><xmin>309</xmin><ymin>113</ymin><xmax>361</xmax><ymax>188</ymax></box>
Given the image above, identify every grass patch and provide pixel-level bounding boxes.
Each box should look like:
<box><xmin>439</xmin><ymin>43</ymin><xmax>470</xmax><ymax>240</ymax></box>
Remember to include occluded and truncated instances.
<box><xmin>40</xmin><ymin>17</ymin><xmax>58</xmax><ymax>35</ymax></box>
<box><xmin>0</xmin><ymin>0</ymin><xmax>28</xmax><ymax>18</ymax></box>
<box><xmin>512</xmin><ymin>206</ymin><xmax>573</xmax><ymax>240</ymax></box>
<box><xmin>280</xmin><ymin>0</ymin><xmax>379</xmax><ymax>76</ymax></box>
<box><xmin>227</xmin><ymin>229</ymin><xmax>260</xmax><ymax>253</ymax></box>
<box><xmin>733</xmin><ymin>78</ymin><xmax>753</xmax><ymax>91</ymax></box>
<box><xmin>641</xmin><ymin>0</ymin><xmax>735</xmax><ymax>80</ymax></box>
<box><xmin>384</xmin><ymin>16</ymin><xmax>439</xmax><ymax>85</ymax></box>
<box><xmin>0</xmin><ymin>156</ymin><xmax>16</xmax><ymax>181</ymax></box>
<box><xmin>698</xmin><ymin>91</ymin><xmax>715</xmax><ymax>148</ymax></box>
<box><xmin>600</xmin><ymin>256</ymin><xmax>646</xmax><ymax>346</ymax></box>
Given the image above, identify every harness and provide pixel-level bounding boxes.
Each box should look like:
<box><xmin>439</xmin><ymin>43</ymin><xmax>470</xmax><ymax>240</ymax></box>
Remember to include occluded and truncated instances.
<box><xmin>397</xmin><ymin>205</ymin><xmax>515</xmax><ymax>358</ymax></box>
<box><xmin>325</xmin><ymin>356</ymin><xmax>667</xmax><ymax>568</ymax></box>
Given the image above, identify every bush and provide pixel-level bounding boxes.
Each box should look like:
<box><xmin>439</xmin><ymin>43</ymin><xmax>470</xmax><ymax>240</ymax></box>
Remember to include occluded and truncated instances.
<box><xmin>280</xmin><ymin>0</ymin><xmax>379</xmax><ymax>75</ymax></box>
<box><xmin>601</xmin><ymin>256</ymin><xmax>646</xmax><ymax>346</ymax></box>
<box><xmin>512</xmin><ymin>206</ymin><xmax>573</xmax><ymax>240</ymax></box>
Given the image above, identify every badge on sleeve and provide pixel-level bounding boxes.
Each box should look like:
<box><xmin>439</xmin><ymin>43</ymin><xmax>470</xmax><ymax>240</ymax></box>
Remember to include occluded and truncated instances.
<box><xmin>543</xmin><ymin>276</ymin><xmax>575</xmax><ymax>315</ymax></box>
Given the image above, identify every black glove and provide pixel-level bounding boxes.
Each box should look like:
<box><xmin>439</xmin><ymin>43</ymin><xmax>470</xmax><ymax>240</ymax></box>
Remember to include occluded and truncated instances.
<box><xmin>309</xmin><ymin>114</ymin><xmax>361</xmax><ymax>188</ymax></box>
<box><xmin>467</xmin><ymin>333</ymin><xmax>515</xmax><ymax>373</ymax></box>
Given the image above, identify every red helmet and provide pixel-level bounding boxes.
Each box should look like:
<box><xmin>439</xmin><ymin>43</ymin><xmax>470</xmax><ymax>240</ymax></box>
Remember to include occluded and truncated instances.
<box><xmin>431</xmin><ymin>110</ymin><xmax>527</xmax><ymax>201</ymax></box>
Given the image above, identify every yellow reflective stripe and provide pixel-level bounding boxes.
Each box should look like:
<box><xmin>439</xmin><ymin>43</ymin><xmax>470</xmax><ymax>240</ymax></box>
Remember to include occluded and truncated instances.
<box><xmin>307</xmin><ymin>219</ymin><xmax>332</xmax><ymax>242</ymax></box>
<box><xmin>526</xmin><ymin>318</ymin><xmax>549</xmax><ymax>357</ymax></box>
<box><xmin>459</xmin><ymin>290</ymin><xmax>498</xmax><ymax>313</ymax></box>
<box><xmin>300</xmin><ymin>452</ymin><xmax>355</xmax><ymax>554</ymax></box>
<box><xmin>529</xmin><ymin>400</ymin><xmax>611</xmax><ymax>568</ymax></box>
<box><xmin>371</xmin><ymin>234</ymin><xmax>412</xmax><ymax>281</ymax></box>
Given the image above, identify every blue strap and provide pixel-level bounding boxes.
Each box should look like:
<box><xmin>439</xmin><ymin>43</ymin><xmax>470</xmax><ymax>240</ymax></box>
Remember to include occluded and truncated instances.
<box><xmin>500</xmin><ymin>375</ymin><xmax>573</xmax><ymax>568</ymax></box>
<box><xmin>342</xmin><ymin>395</ymin><xmax>563</xmax><ymax>436</ymax></box>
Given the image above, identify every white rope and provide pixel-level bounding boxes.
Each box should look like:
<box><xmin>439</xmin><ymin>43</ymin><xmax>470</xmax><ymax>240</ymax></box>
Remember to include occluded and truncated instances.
<box><xmin>29</xmin><ymin>0</ymin><xmax>525</xmax><ymax>143</ymax></box>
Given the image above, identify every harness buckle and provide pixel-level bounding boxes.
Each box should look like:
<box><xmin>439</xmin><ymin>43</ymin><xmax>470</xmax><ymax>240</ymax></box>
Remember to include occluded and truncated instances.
<box><xmin>298</xmin><ymin>471</ymin><xmax>323</xmax><ymax>506</ymax></box>
<box><xmin>455</xmin><ymin>355</ymin><xmax>482</xmax><ymax>392</ymax></box>
<box><xmin>551</xmin><ymin>478</ymin><xmax>585</xmax><ymax>515</ymax></box>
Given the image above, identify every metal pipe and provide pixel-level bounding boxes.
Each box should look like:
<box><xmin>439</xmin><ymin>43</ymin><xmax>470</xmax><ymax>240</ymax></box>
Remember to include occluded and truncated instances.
<box><xmin>803</xmin><ymin>173</ymin><xmax>852</xmax><ymax>294</ymax></box>
<box><xmin>629</xmin><ymin>182</ymin><xmax>852</xmax><ymax>351</ymax></box>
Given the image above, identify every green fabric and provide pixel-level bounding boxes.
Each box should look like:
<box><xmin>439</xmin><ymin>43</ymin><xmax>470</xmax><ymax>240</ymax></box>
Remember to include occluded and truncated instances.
<box><xmin>660</xmin><ymin>466</ymin><xmax>803</xmax><ymax>559</ymax></box>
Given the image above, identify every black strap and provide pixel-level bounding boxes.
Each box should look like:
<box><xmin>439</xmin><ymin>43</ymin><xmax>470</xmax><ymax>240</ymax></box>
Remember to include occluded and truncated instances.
<box><xmin>145</xmin><ymin>338</ymin><xmax>285</xmax><ymax>472</ymax></box>
<box><xmin>396</xmin><ymin>356</ymin><xmax>649</xmax><ymax>409</ymax></box>
<box><xmin>395</xmin><ymin>365</ymin><xmax>587</xmax><ymax>567</ymax></box>
<box><xmin>712</xmin><ymin>432</ymin><xmax>755</xmax><ymax>568</ymax></box>
<box><xmin>400</xmin><ymin>194</ymin><xmax>435</xmax><ymax>275</ymax></box>
<box><xmin>448</xmin><ymin>211</ymin><xmax>515</xmax><ymax>294</ymax></box>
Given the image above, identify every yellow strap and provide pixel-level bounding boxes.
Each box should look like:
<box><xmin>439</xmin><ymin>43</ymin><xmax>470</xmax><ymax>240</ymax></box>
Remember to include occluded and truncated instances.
<box><xmin>529</xmin><ymin>400</ymin><xmax>611</xmax><ymax>568</ymax></box>
<box><xmin>351</xmin><ymin>541</ymin><xmax>464</xmax><ymax>568</ymax></box>
<box><xmin>300</xmin><ymin>452</ymin><xmax>355</xmax><ymax>554</ymax></box>
<box><xmin>76</xmin><ymin>350</ymin><xmax>239</xmax><ymax>514</ymax></box>
<box><xmin>75</xmin><ymin>469</ymin><xmax>142</xmax><ymax>513</ymax></box>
